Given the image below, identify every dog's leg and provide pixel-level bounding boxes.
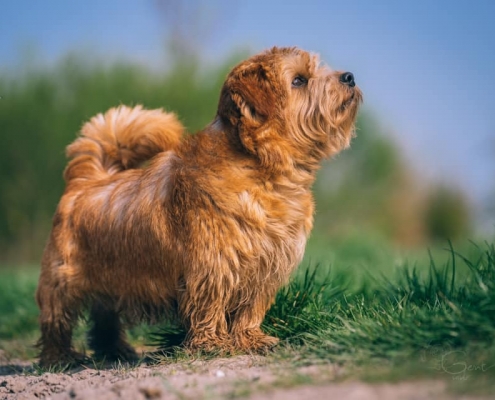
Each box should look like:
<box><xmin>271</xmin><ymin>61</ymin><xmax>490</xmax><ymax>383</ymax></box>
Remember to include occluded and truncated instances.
<box><xmin>179</xmin><ymin>282</ymin><xmax>232</xmax><ymax>353</ymax></box>
<box><xmin>230</xmin><ymin>290</ymin><xmax>279</xmax><ymax>353</ymax></box>
<box><xmin>36</xmin><ymin>268</ymin><xmax>85</xmax><ymax>368</ymax></box>
<box><xmin>88</xmin><ymin>301</ymin><xmax>138</xmax><ymax>363</ymax></box>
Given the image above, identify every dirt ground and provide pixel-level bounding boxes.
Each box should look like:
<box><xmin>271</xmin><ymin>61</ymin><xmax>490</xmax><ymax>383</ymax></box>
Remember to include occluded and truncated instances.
<box><xmin>0</xmin><ymin>354</ymin><xmax>489</xmax><ymax>400</ymax></box>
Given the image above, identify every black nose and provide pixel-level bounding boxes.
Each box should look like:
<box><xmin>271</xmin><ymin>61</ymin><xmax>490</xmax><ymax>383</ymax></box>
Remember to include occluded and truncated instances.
<box><xmin>339</xmin><ymin>72</ymin><xmax>355</xmax><ymax>87</ymax></box>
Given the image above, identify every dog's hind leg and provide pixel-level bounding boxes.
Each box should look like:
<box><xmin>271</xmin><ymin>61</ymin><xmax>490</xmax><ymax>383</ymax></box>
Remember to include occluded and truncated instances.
<box><xmin>36</xmin><ymin>265</ymin><xmax>86</xmax><ymax>368</ymax></box>
<box><xmin>88</xmin><ymin>300</ymin><xmax>138</xmax><ymax>363</ymax></box>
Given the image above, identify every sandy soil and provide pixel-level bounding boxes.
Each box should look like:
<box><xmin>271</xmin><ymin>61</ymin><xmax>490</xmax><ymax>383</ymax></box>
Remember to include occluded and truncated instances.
<box><xmin>0</xmin><ymin>354</ymin><xmax>488</xmax><ymax>400</ymax></box>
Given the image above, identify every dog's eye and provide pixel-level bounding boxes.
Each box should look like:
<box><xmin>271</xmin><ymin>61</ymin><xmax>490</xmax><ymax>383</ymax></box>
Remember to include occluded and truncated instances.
<box><xmin>291</xmin><ymin>76</ymin><xmax>307</xmax><ymax>88</ymax></box>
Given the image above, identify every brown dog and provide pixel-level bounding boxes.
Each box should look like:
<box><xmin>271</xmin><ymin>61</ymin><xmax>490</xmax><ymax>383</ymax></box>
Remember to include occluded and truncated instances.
<box><xmin>36</xmin><ymin>47</ymin><xmax>362</xmax><ymax>367</ymax></box>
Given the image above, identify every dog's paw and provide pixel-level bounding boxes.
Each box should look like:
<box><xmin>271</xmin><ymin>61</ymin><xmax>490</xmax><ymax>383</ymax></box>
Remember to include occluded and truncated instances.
<box><xmin>234</xmin><ymin>329</ymin><xmax>279</xmax><ymax>354</ymax></box>
<box><xmin>38</xmin><ymin>350</ymin><xmax>88</xmax><ymax>371</ymax></box>
<box><xmin>185</xmin><ymin>334</ymin><xmax>234</xmax><ymax>356</ymax></box>
<box><xmin>92</xmin><ymin>341</ymin><xmax>139</xmax><ymax>364</ymax></box>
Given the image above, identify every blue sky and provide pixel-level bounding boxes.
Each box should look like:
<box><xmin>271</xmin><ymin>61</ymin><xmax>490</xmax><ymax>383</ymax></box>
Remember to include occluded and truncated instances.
<box><xmin>1</xmin><ymin>0</ymin><xmax>494</xmax><ymax>226</ymax></box>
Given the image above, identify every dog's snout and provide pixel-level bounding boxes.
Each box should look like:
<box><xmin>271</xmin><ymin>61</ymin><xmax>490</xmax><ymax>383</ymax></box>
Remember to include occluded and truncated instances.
<box><xmin>339</xmin><ymin>72</ymin><xmax>355</xmax><ymax>87</ymax></box>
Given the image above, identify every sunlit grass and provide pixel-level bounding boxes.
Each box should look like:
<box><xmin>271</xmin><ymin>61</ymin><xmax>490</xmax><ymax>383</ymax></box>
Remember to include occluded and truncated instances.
<box><xmin>262</xmin><ymin>239</ymin><xmax>495</xmax><ymax>393</ymax></box>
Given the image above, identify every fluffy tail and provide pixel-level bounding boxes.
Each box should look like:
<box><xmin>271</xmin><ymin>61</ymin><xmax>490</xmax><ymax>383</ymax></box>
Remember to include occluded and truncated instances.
<box><xmin>64</xmin><ymin>105</ymin><xmax>184</xmax><ymax>183</ymax></box>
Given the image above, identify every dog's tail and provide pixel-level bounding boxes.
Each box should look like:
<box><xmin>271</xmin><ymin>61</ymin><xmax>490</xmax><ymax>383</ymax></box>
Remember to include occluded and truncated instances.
<box><xmin>64</xmin><ymin>105</ymin><xmax>184</xmax><ymax>183</ymax></box>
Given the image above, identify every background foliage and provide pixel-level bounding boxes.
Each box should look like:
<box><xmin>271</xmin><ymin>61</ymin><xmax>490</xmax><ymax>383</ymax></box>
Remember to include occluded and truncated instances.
<box><xmin>0</xmin><ymin>51</ymin><xmax>471</xmax><ymax>262</ymax></box>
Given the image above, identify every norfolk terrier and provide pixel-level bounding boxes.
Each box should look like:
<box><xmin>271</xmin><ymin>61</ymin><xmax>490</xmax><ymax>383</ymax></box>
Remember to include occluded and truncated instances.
<box><xmin>36</xmin><ymin>47</ymin><xmax>362</xmax><ymax>367</ymax></box>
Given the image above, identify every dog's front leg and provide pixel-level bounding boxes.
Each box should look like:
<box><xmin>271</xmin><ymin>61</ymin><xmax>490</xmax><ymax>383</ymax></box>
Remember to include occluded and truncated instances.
<box><xmin>178</xmin><ymin>274</ymin><xmax>233</xmax><ymax>353</ymax></box>
<box><xmin>229</xmin><ymin>288</ymin><xmax>279</xmax><ymax>353</ymax></box>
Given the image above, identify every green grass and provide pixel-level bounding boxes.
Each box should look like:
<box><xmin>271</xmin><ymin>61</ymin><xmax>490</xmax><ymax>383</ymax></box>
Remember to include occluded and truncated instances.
<box><xmin>0</xmin><ymin>268</ymin><xmax>40</xmax><ymax>359</ymax></box>
<box><xmin>0</xmin><ymin>269</ymin><xmax>39</xmax><ymax>339</ymax></box>
<box><xmin>1</xmin><ymin>237</ymin><xmax>494</xmax><ymax>393</ymax></box>
<box><xmin>262</xmin><ymin>239</ymin><xmax>495</xmax><ymax>393</ymax></box>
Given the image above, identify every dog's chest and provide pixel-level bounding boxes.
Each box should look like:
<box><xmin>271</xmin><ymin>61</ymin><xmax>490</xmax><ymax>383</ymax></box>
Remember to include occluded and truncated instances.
<box><xmin>236</xmin><ymin>184</ymin><xmax>313</xmax><ymax>228</ymax></box>
<box><xmin>235</xmin><ymin>187</ymin><xmax>313</xmax><ymax>266</ymax></box>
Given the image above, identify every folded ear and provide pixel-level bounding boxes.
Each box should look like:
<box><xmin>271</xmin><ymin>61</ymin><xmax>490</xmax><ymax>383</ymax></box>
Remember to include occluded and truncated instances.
<box><xmin>233</xmin><ymin>63</ymin><xmax>277</xmax><ymax>118</ymax></box>
<box><xmin>217</xmin><ymin>62</ymin><xmax>276</xmax><ymax>142</ymax></box>
<box><xmin>217</xmin><ymin>61</ymin><xmax>292</xmax><ymax>174</ymax></box>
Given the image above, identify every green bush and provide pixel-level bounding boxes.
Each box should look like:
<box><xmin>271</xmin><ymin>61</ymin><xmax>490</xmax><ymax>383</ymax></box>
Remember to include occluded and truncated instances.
<box><xmin>425</xmin><ymin>185</ymin><xmax>472</xmax><ymax>241</ymax></box>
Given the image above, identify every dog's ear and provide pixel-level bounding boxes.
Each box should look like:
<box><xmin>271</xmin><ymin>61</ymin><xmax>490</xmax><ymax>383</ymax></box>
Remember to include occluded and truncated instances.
<box><xmin>217</xmin><ymin>62</ymin><xmax>292</xmax><ymax>173</ymax></box>
<box><xmin>232</xmin><ymin>63</ymin><xmax>277</xmax><ymax>122</ymax></box>
<box><xmin>219</xmin><ymin>62</ymin><xmax>276</xmax><ymax>125</ymax></box>
<box><xmin>217</xmin><ymin>63</ymin><xmax>277</xmax><ymax>151</ymax></box>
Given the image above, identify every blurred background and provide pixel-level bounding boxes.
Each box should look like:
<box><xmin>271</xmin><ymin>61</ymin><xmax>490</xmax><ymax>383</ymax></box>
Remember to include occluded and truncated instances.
<box><xmin>0</xmin><ymin>0</ymin><xmax>494</xmax><ymax>263</ymax></box>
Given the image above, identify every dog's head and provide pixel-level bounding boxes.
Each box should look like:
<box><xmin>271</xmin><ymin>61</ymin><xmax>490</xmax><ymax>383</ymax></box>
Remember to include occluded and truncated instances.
<box><xmin>217</xmin><ymin>47</ymin><xmax>362</xmax><ymax>174</ymax></box>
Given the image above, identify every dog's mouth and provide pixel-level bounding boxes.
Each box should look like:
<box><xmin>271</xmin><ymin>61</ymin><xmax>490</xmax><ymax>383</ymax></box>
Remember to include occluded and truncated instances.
<box><xmin>339</xmin><ymin>92</ymin><xmax>356</xmax><ymax>112</ymax></box>
<box><xmin>339</xmin><ymin>87</ymin><xmax>362</xmax><ymax>112</ymax></box>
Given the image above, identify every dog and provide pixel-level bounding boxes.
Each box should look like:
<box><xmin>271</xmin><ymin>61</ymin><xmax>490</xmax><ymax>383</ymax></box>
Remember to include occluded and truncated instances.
<box><xmin>36</xmin><ymin>47</ymin><xmax>362</xmax><ymax>367</ymax></box>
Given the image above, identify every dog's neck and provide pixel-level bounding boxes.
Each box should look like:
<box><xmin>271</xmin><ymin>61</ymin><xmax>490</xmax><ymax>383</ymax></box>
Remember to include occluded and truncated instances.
<box><xmin>199</xmin><ymin>116</ymin><xmax>319</xmax><ymax>189</ymax></box>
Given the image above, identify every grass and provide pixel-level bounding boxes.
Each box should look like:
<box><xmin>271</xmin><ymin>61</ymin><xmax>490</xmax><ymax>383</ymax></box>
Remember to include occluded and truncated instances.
<box><xmin>1</xmin><ymin>236</ymin><xmax>494</xmax><ymax>394</ymax></box>
<box><xmin>0</xmin><ymin>268</ymin><xmax>39</xmax><ymax>359</ymax></box>
<box><xmin>263</xmin><ymin>239</ymin><xmax>495</xmax><ymax>394</ymax></box>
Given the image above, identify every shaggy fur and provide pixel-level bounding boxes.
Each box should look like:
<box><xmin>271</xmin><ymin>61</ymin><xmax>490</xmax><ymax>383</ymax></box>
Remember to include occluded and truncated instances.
<box><xmin>36</xmin><ymin>47</ymin><xmax>362</xmax><ymax>367</ymax></box>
